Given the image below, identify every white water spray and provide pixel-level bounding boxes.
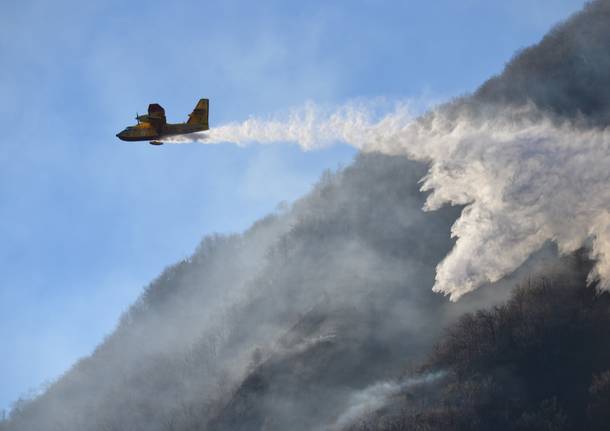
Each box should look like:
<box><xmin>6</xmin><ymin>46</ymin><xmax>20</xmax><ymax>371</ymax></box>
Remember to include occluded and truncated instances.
<box><xmin>171</xmin><ymin>101</ymin><xmax>610</xmax><ymax>300</ymax></box>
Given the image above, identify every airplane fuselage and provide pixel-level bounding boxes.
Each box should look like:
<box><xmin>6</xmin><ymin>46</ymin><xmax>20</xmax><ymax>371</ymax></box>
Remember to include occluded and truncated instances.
<box><xmin>116</xmin><ymin>98</ymin><xmax>209</xmax><ymax>145</ymax></box>
<box><xmin>116</xmin><ymin>123</ymin><xmax>207</xmax><ymax>142</ymax></box>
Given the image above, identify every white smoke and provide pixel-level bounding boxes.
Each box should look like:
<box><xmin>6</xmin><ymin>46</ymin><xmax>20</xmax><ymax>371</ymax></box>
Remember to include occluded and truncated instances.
<box><xmin>170</xmin><ymin>101</ymin><xmax>610</xmax><ymax>300</ymax></box>
<box><xmin>329</xmin><ymin>371</ymin><xmax>446</xmax><ymax>430</ymax></box>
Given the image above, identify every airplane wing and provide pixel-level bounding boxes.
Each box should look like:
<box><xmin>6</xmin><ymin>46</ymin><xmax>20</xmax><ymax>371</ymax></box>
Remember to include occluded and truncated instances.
<box><xmin>147</xmin><ymin>103</ymin><xmax>167</xmax><ymax>130</ymax></box>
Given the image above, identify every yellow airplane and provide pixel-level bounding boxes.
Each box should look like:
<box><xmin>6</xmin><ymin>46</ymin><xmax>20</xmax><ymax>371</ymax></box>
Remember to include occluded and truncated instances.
<box><xmin>116</xmin><ymin>99</ymin><xmax>209</xmax><ymax>145</ymax></box>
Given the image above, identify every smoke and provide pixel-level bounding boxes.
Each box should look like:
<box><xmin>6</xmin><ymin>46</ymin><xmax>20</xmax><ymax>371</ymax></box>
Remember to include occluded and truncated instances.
<box><xmin>169</xmin><ymin>100</ymin><xmax>610</xmax><ymax>301</ymax></box>
<box><xmin>329</xmin><ymin>371</ymin><xmax>447</xmax><ymax>430</ymax></box>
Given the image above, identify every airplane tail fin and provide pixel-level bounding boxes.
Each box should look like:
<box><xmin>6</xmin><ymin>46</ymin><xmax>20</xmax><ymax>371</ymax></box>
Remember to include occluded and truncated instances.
<box><xmin>187</xmin><ymin>98</ymin><xmax>209</xmax><ymax>130</ymax></box>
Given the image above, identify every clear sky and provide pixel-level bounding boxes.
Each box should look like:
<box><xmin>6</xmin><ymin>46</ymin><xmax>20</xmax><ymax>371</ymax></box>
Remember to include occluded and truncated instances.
<box><xmin>0</xmin><ymin>0</ymin><xmax>589</xmax><ymax>413</ymax></box>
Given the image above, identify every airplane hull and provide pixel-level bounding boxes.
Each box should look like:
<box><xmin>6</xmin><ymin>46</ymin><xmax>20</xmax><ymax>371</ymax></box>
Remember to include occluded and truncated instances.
<box><xmin>116</xmin><ymin>125</ymin><xmax>207</xmax><ymax>142</ymax></box>
<box><xmin>116</xmin><ymin>134</ymin><xmax>160</xmax><ymax>142</ymax></box>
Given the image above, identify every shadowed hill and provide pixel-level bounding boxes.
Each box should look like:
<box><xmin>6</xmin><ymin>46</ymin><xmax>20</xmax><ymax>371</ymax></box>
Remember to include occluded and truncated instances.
<box><xmin>433</xmin><ymin>0</ymin><xmax>610</xmax><ymax>128</ymax></box>
<box><xmin>474</xmin><ymin>0</ymin><xmax>610</xmax><ymax>125</ymax></box>
<box><xmin>348</xmin><ymin>254</ymin><xmax>610</xmax><ymax>431</ymax></box>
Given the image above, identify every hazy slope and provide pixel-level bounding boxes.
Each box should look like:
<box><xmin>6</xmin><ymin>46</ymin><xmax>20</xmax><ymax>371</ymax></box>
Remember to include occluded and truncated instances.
<box><xmin>3</xmin><ymin>154</ymin><xmax>505</xmax><ymax>431</ymax></box>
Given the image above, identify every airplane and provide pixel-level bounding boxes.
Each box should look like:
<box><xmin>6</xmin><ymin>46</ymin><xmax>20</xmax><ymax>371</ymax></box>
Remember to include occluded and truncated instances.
<box><xmin>116</xmin><ymin>98</ymin><xmax>209</xmax><ymax>145</ymax></box>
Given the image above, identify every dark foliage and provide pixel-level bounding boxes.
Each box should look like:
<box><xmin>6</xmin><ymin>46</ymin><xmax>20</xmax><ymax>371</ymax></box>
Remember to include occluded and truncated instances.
<box><xmin>356</xmin><ymin>256</ymin><xmax>610</xmax><ymax>430</ymax></box>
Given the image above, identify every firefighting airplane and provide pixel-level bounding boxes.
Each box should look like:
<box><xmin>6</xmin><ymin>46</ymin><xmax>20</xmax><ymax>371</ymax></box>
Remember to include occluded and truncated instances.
<box><xmin>116</xmin><ymin>99</ymin><xmax>209</xmax><ymax>145</ymax></box>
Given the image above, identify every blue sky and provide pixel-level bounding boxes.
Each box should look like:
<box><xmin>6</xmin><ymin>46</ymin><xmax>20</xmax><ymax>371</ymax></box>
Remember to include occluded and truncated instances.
<box><xmin>0</xmin><ymin>0</ymin><xmax>588</xmax><ymax>412</ymax></box>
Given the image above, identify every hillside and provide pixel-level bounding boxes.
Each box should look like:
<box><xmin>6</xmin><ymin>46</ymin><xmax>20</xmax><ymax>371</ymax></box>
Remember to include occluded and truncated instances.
<box><xmin>347</xmin><ymin>254</ymin><xmax>610</xmax><ymax>431</ymax></box>
<box><xmin>2</xmin><ymin>153</ymin><xmax>509</xmax><ymax>431</ymax></box>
